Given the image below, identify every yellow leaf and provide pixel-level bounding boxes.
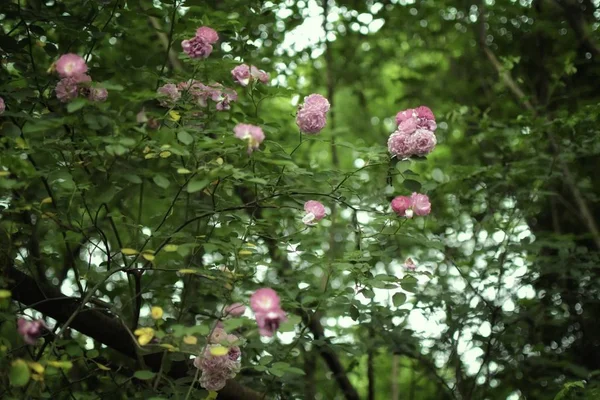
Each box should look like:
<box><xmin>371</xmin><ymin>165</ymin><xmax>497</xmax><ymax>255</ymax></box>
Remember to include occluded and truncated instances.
<box><xmin>15</xmin><ymin>137</ymin><xmax>28</xmax><ymax>149</ymax></box>
<box><xmin>95</xmin><ymin>362</ymin><xmax>111</xmax><ymax>371</ymax></box>
<box><xmin>178</xmin><ymin>269</ymin><xmax>197</xmax><ymax>274</ymax></box>
<box><xmin>209</xmin><ymin>345</ymin><xmax>228</xmax><ymax>357</ymax></box>
<box><xmin>159</xmin><ymin>344</ymin><xmax>177</xmax><ymax>351</ymax></box>
<box><xmin>47</xmin><ymin>361</ymin><xmax>73</xmax><ymax>370</ymax></box>
<box><xmin>215</xmin><ymin>157</ymin><xmax>224</xmax><ymax>165</ymax></box>
<box><xmin>121</xmin><ymin>248</ymin><xmax>139</xmax><ymax>256</ymax></box>
<box><xmin>204</xmin><ymin>391</ymin><xmax>219</xmax><ymax>400</ymax></box>
<box><xmin>145</xmin><ymin>153</ymin><xmax>157</xmax><ymax>159</ymax></box>
<box><xmin>151</xmin><ymin>306</ymin><xmax>163</xmax><ymax>320</ymax></box>
<box><xmin>134</xmin><ymin>327</ymin><xmax>155</xmax><ymax>345</ymax></box>
<box><xmin>238</xmin><ymin>250</ymin><xmax>252</xmax><ymax>256</ymax></box>
<box><xmin>41</xmin><ymin>197</ymin><xmax>52</xmax><ymax>205</ymax></box>
<box><xmin>0</xmin><ymin>171</ymin><xmax>10</xmax><ymax>177</ymax></box>
<box><xmin>28</xmin><ymin>362</ymin><xmax>44</xmax><ymax>374</ymax></box>
<box><xmin>142</xmin><ymin>253</ymin><xmax>155</xmax><ymax>261</ymax></box>
<box><xmin>143</xmin><ymin>146</ymin><xmax>151</xmax><ymax>154</ymax></box>
<box><xmin>183</xmin><ymin>335</ymin><xmax>197</xmax><ymax>345</ymax></box>
<box><xmin>177</xmin><ymin>168</ymin><xmax>192</xmax><ymax>174</ymax></box>
<box><xmin>168</xmin><ymin>110</ymin><xmax>181</xmax><ymax>122</ymax></box>
<box><xmin>30</xmin><ymin>373</ymin><xmax>43</xmax><ymax>382</ymax></box>
<box><xmin>164</xmin><ymin>244</ymin><xmax>178</xmax><ymax>252</ymax></box>
<box><xmin>159</xmin><ymin>151</ymin><xmax>172</xmax><ymax>158</ymax></box>
<box><xmin>0</xmin><ymin>290</ymin><xmax>11</xmax><ymax>299</ymax></box>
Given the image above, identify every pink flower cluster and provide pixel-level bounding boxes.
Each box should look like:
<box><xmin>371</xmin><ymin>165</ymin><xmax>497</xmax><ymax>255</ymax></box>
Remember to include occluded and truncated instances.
<box><xmin>391</xmin><ymin>193</ymin><xmax>431</xmax><ymax>218</ymax></box>
<box><xmin>182</xmin><ymin>26</ymin><xmax>219</xmax><ymax>59</ymax></box>
<box><xmin>194</xmin><ymin>329</ymin><xmax>241</xmax><ymax>391</ymax></box>
<box><xmin>0</xmin><ymin>97</ymin><xmax>4</xmax><ymax>114</ymax></box>
<box><xmin>302</xmin><ymin>200</ymin><xmax>326</xmax><ymax>225</ymax></box>
<box><xmin>17</xmin><ymin>318</ymin><xmax>47</xmax><ymax>345</ymax></box>
<box><xmin>231</xmin><ymin>64</ymin><xmax>270</xmax><ymax>87</ymax></box>
<box><xmin>157</xmin><ymin>80</ymin><xmax>238</xmax><ymax>110</ymax></box>
<box><xmin>387</xmin><ymin>106</ymin><xmax>437</xmax><ymax>158</ymax></box>
<box><xmin>250</xmin><ymin>288</ymin><xmax>287</xmax><ymax>337</ymax></box>
<box><xmin>234</xmin><ymin>123</ymin><xmax>265</xmax><ymax>154</ymax></box>
<box><xmin>53</xmin><ymin>54</ymin><xmax>108</xmax><ymax>103</ymax></box>
<box><xmin>296</xmin><ymin>94</ymin><xmax>330</xmax><ymax>134</ymax></box>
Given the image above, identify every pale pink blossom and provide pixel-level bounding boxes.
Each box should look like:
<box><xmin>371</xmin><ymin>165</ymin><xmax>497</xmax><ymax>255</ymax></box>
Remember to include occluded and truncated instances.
<box><xmin>17</xmin><ymin>318</ymin><xmax>47</xmax><ymax>345</ymax></box>
<box><xmin>233</xmin><ymin>123</ymin><xmax>265</xmax><ymax>154</ymax></box>
<box><xmin>408</xmin><ymin>129</ymin><xmax>437</xmax><ymax>156</ymax></box>
<box><xmin>224</xmin><ymin>303</ymin><xmax>246</xmax><ymax>317</ymax></box>
<box><xmin>398</xmin><ymin>117</ymin><xmax>418</xmax><ymax>135</ymax></box>
<box><xmin>196</xmin><ymin>26</ymin><xmax>219</xmax><ymax>44</ymax></box>
<box><xmin>250</xmin><ymin>66</ymin><xmax>269</xmax><ymax>84</ymax></box>
<box><xmin>387</xmin><ymin>131</ymin><xmax>412</xmax><ymax>159</ymax></box>
<box><xmin>303</xmin><ymin>94</ymin><xmax>330</xmax><ymax>113</ymax></box>
<box><xmin>410</xmin><ymin>192</ymin><xmax>431</xmax><ymax>216</ymax></box>
<box><xmin>296</xmin><ymin>108</ymin><xmax>326</xmax><ymax>134</ymax></box>
<box><xmin>182</xmin><ymin>37</ymin><xmax>213</xmax><ymax>59</ymax></box>
<box><xmin>157</xmin><ymin>83</ymin><xmax>181</xmax><ymax>107</ymax></box>
<box><xmin>250</xmin><ymin>288</ymin><xmax>281</xmax><ymax>313</ymax></box>
<box><xmin>391</xmin><ymin>196</ymin><xmax>413</xmax><ymax>218</ymax></box>
<box><xmin>0</xmin><ymin>97</ymin><xmax>5</xmax><ymax>114</ymax></box>
<box><xmin>231</xmin><ymin>64</ymin><xmax>270</xmax><ymax>86</ymax></box>
<box><xmin>231</xmin><ymin>64</ymin><xmax>251</xmax><ymax>86</ymax></box>
<box><xmin>403</xmin><ymin>258</ymin><xmax>417</xmax><ymax>271</ymax></box>
<box><xmin>395</xmin><ymin>108</ymin><xmax>416</xmax><ymax>125</ymax></box>
<box><xmin>55</xmin><ymin>53</ymin><xmax>87</xmax><ymax>78</ymax></box>
<box><xmin>303</xmin><ymin>200</ymin><xmax>326</xmax><ymax>225</ymax></box>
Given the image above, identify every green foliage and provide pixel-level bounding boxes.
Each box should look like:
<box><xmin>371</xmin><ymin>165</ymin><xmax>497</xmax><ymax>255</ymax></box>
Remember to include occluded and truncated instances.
<box><xmin>1</xmin><ymin>0</ymin><xmax>599</xmax><ymax>399</ymax></box>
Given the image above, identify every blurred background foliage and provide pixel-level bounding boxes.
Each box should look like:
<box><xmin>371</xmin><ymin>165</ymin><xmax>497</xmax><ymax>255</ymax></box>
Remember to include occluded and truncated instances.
<box><xmin>1</xmin><ymin>0</ymin><xmax>600</xmax><ymax>399</ymax></box>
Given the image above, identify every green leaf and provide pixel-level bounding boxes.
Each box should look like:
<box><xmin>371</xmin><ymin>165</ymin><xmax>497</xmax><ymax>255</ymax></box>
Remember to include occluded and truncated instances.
<box><xmin>403</xmin><ymin>179</ymin><xmax>421</xmax><ymax>192</ymax></box>
<box><xmin>187</xmin><ymin>178</ymin><xmax>209</xmax><ymax>193</ymax></box>
<box><xmin>177</xmin><ymin>131</ymin><xmax>194</xmax><ymax>145</ymax></box>
<box><xmin>9</xmin><ymin>359</ymin><xmax>30</xmax><ymax>387</ymax></box>
<box><xmin>67</xmin><ymin>98</ymin><xmax>87</xmax><ymax>113</ymax></box>
<box><xmin>432</xmin><ymin>168</ymin><xmax>444</xmax><ymax>183</ymax></box>
<box><xmin>153</xmin><ymin>174</ymin><xmax>170</xmax><ymax>189</ymax></box>
<box><xmin>133</xmin><ymin>370</ymin><xmax>156</xmax><ymax>380</ymax></box>
<box><xmin>392</xmin><ymin>292</ymin><xmax>407</xmax><ymax>307</ymax></box>
<box><xmin>349</xmin><ymin>305</ymin><xmax>359</xmax><ymax>321</ymax></box>
<box><xmin>400</xmin><ymin>276</ymin><xmax>418</xmax><ymax>293</ymax></box>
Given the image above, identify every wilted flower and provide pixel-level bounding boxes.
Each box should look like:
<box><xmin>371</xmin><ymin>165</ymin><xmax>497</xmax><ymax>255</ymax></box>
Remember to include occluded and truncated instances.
<box><xmin>55</xmin><ymin>53</ymin><xmax>87</xmax><ymax>78</ymax></box>
<box><xmin>233</xmin><ymin>123</ymin><xmax>265</xmax><ymax>154</ymax></box>
<box><xmin>194</xmin><ymin>343</ymin><xmax>241</xmax><ymax>392</ymax></box>
<box><xmin>303</xmin><ymin>200</ymin><xmax>326</xmax><ymax>225</ymax></box>
<box><xmin>17</xmin><ymin>318</ymin><xmax>47</xmax><ymax>345</ymax></box>
<box><xmin>255</xmin><ymin>308</ymin><xmax>287</xmax><ymax>337</ymax></box>
<box><xmin>88</xmin><ymin>87</ymin><xmax>108</xmax><ymax>102</ymax></box>
<box><xmin>224</xmin><ymin>303</ymin><xmax>246</xmax><ymax>317</ymax></box>
<box><xmin>157</xmin><ymin>83</ymin><xmax>181</xmax><ymax>107</ymax></box>
<box><xmin>209</xmin><ymin>327</ymin><xmax>228</xmax><ymax>344</ymax></box>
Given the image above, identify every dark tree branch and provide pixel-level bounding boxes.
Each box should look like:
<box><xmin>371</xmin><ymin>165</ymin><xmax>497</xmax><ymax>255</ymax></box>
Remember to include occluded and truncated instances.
<box><xmin>4</xmin><ymin>265</ymin><xmax>263</xmax><ymax>400</ymax></box>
